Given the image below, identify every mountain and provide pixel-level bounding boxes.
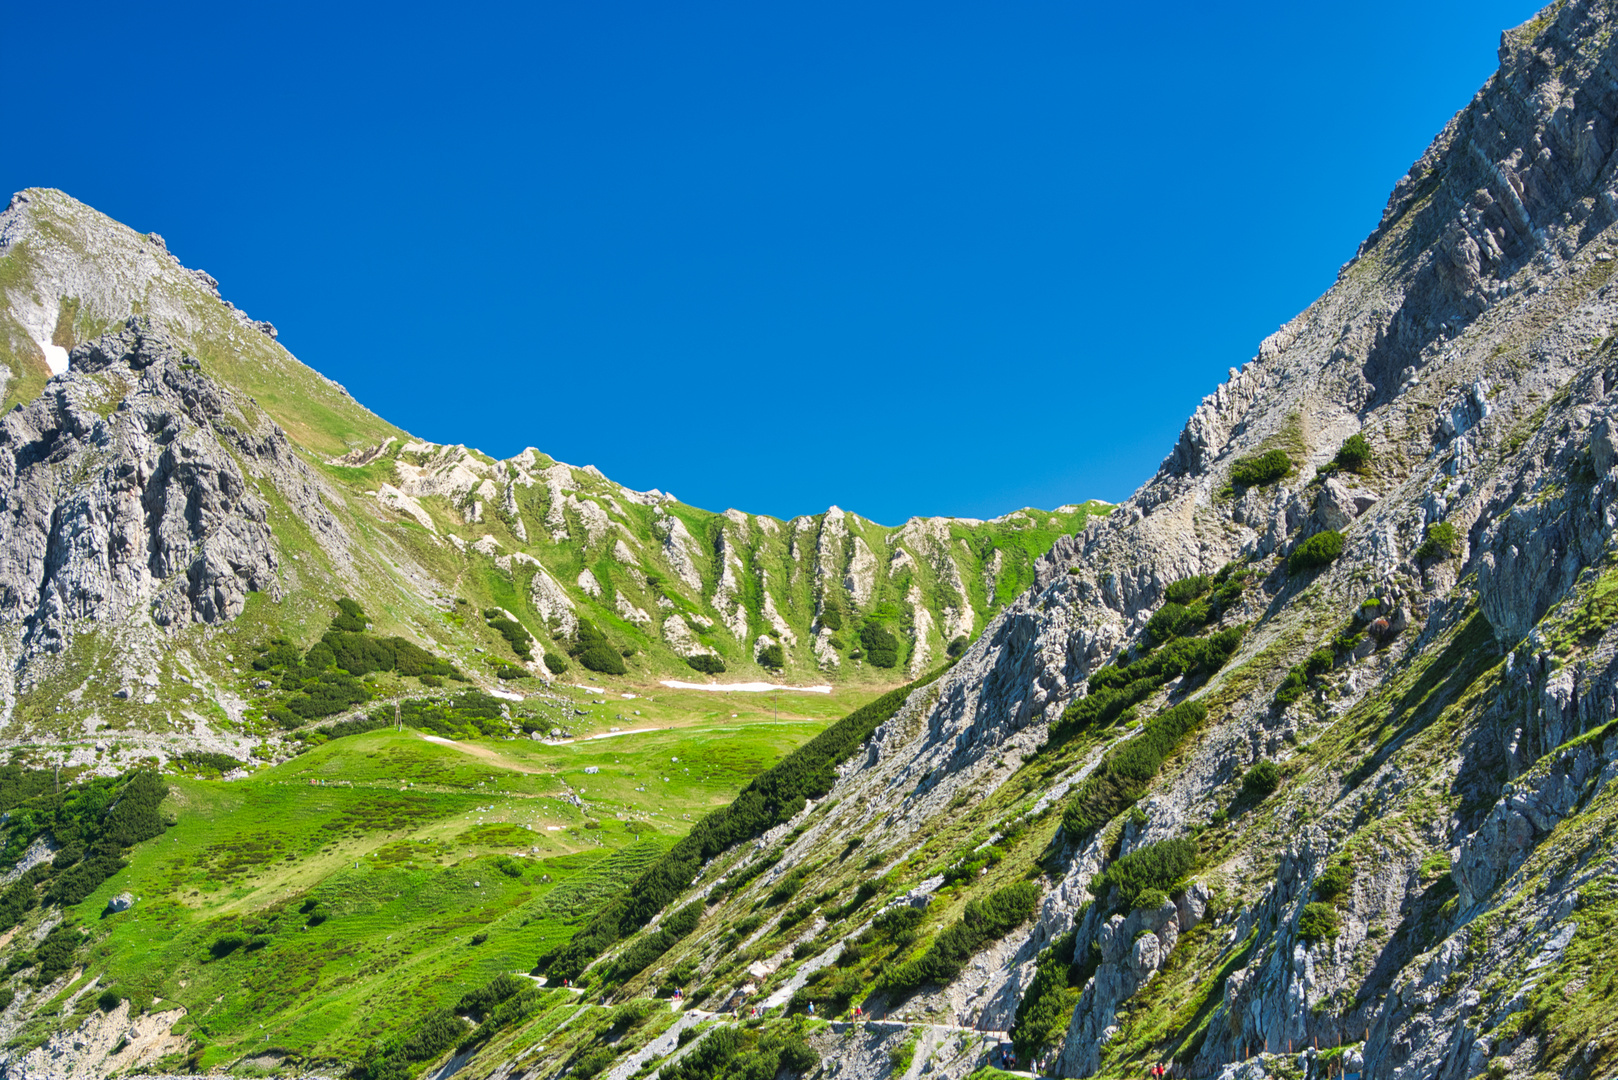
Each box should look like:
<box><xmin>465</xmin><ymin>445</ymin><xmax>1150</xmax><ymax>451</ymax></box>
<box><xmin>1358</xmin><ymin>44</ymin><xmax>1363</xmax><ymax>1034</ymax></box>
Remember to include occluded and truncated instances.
<box><xmin>3</xmin><ymin>3</ymin><xmax>1618</xmax><ymax>1080</ymax></box>
<box><xmin>432</xmin><ymin>6</ymin><xmax>1618</xmax><ymax>1080</ymax></box>
<box><xmin>0</xmin><ymin>182</ymin><xmax>1110</xmax><ymax>767</ymax></box>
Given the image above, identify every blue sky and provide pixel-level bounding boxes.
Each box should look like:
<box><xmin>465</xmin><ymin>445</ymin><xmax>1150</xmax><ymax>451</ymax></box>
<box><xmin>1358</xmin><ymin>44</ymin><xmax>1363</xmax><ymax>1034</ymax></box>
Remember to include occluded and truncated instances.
<box><xmin>4</xmin><ymin>1</ymin><xmax>1539</xmax><ymax>524</ymax></box>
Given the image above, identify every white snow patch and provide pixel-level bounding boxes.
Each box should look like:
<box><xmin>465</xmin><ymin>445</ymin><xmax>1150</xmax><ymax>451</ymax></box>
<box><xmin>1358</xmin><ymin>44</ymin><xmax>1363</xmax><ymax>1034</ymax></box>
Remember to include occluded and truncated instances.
<box><xmin>658</xmin><ymin>680</ymin><xmax>832</xmax><ymax>694</ymax></box>
<box><xmin>40</xmin><ymin>341</ymin><xmax>68</xmax><ymax>375</ymax></box>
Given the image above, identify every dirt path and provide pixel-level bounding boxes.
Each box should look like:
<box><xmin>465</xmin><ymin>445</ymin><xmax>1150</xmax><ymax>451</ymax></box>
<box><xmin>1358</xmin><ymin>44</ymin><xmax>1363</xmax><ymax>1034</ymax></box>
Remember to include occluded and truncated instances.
<box><xmin>417</xmin><ymin>734</ymin><xmax>550</xmax><ymax>773</ymax></box>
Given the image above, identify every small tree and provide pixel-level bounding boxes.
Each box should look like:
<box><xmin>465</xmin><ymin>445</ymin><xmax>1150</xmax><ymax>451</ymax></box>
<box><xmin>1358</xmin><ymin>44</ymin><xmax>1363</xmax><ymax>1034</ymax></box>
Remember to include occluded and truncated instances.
<box><xmin>757</xmin><ymin>644</ymin><xmax>785</xmax><ymax>669</ymax></box>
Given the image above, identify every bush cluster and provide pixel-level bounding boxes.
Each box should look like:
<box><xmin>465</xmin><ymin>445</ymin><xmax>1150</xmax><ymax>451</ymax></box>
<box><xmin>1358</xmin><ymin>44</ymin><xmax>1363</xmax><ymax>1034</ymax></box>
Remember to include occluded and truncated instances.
<box><xmin>757</xmin><ymin>643</ymin><xmax>785</xmax><ymax>670</ymax></box>
<box><xmin>1313</xmin><ymin>859</ymin><xmax>1353</xmax><ymax>903</ymax></box>
<box><xmin>1091</xmin><ymin>837</ymin><xmax>1197</xmax><ymax>912</ymax></box>
<box><xmin>859</xmin><ymin>622</ymin><xmax>899</xmax><ymax>668</ymax></box>
<box><xmin>1297</xmin><ymin>901</ymin><xmax>1341</xmax><ymax>943</ymax></box>
<box><xmin>1238</xmin><ymin>759</ymin><xmax>1281</xmax><ymax>801</ymax></box>
<box><xmin>1289</xmin><ymin>530</ymin><xmax>1345</xmax><ymax>574</ymax></box>
<box><xmin>1011</xmin><ymin>929</ymin><xmax>1082</xmax><ymax>1060</ymax></box>
<box><xmin>572</xmin><ymin>619</ymin><xmax>626</xmax><ymax>675</ymax></box>
<box><xmin>607</xmin><ymin>902</ymin><xmax>703</xmax><ymax>982</ymax></box>
<box><xmin>1062</xmin><ymin>700</ymin><xmax>1209</xmax><ymax>838</ymax></box>
<box><xmin>0</xmin><ymin>770</ymin><xmax>170</xmax><ymax>983</ymax></box>
<box><xmin>540</xmin><ymin>670</ymin><xmax>946</xmax><ymax>981</ymax></box>
<box><xmin>1230</xmin><ymin>449</ymin><xmax>1291</xmax><ymax>488</ymax></box>
<box><xmin>1055</xmin><ymin>628</ymin><xmax>1243</xmax><ymax>744</ymax></box>
<box><xmin>661</xmin><ymin>1023</ymin><xmax>818</xmax><ymax>1080</ymax></box>
<box><xmin>1415</xmin><ymin>521</ymin><xmax>1459</xmax><ymax>561</ymax></box>
<box><xmin>543</xmin><ymin>651</ymin><xmax>568</xmax><ymax>674</ymax></box>
<box><xmin>880</xmin><ymin>881</ymin><xmax>1039</xmax><ymax>995</ymax></box>
<box><xmin>254</xmin><ymin>600</ymin><xmax>464</xmax><ymax>724</ymax></box>
<box><xmin>687</xmin><ymin>654</ymin><xmax>726</xmax><ymax>675</ymax></box>
<box><xmin>1333</xmin><ymin>433</ymin><xmax>1372</xmax><ymax>473</ymax></box>
<box><xmin>484</xmin><ymin>611</ymin><xmax>535</xmax><ymax>661</ymax></box>
<box><xmin>1274</xmin><ymin>643</ymin><xmax>1340</xmax><ymax>707</ymax></box>
<box><xmin>174</xmin><ymin>751</ymin><xmax>242</xmax><ymax>775</ymax></box>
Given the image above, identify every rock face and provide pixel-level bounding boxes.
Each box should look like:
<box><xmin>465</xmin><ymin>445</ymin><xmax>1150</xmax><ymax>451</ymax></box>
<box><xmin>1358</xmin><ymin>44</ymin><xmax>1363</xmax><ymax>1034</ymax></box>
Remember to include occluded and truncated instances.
<box><xmin>535</xmin><ymin>9</ymin><xmax>1618</xmax><ymax>1080</ymax></box>
<box><xmin>0</xmin><ymin>318</ymin><xmax>345</xmax><ymax>657</ymax></box>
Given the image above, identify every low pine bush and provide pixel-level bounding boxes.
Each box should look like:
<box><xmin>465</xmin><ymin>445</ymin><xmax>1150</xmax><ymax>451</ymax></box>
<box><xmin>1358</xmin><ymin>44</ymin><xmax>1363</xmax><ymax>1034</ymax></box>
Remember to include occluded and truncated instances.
<box><xmin>1289</xmin><ymin>530</ymin><xmax>1344</xmax><ymax>573</ymax></box>
<box><xmin>757</xmin><ymin>643</ymin><xmax>785</xmax><ymax>669</ymax></box>
<box><xmin>1062</xmin><ymin>701</ymin><xmax>1209</xmax><ymax>837</ymax></box>
<box><xmin>1298</xmin><ymin>901</ymin><xmax>1341</xmax><ymax>943</ymax></box>
<box><xmin>1415</xmin><ymin>521</ymin><xmax>1459</xmax><ymax>560</ymax></box>
<box><xmin>1333</xmin><ymin>433</ymin><xmax>1372</xmax><ymax>473</ymax></box>
<box><xmin>1091</xmin><ymin>837</ymin><xmax>1196</xmax><ymax>912</ymax></box>
<box><xmin>880</xmin><ymin>881</ymin><xmax>1039</xmax><ymax>994</ymax></box>
<box><xmin>859</xmin><ymin>623</ymin><xmax>899</xmax><ymax>668</ymax></box>
<box><xmin>687</xmin><ymin>654</ymin><xmax>726</xmax><ymax>675</ymax></box>
<box><xmin>1230</xmin><ymin>449</ymin><xmax>1291</xmax><ymax>488</ymax></box>
<box><xmin>1239</xmin><ymin>759</ymin><xmax>1281</xmax><ymax>801</ymax></box>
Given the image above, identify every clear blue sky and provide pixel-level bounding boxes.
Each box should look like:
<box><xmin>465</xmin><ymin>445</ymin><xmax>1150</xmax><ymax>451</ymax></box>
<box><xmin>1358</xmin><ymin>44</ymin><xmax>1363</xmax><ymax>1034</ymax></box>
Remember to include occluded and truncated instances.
<box><xmin>4</xmin><ymin>1</ymin><xmax>1539</xmax><ymax>524</ymax></box>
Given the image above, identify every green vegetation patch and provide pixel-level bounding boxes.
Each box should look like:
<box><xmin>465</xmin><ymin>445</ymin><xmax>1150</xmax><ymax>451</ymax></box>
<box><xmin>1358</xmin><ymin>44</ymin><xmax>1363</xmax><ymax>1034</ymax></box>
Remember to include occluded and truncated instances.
<box><xmin>876</xmin><ymin>880</ymin><xmax>1039</xmax><ymax>996</ymax></box>
<box><xmin>1230</xmin><ymin>449</ymin><xmax>1292</xmax><ymax>489</ymax></box>
<box><xmin>1092</xmin><ymin>837</ymin><xmax>1197</xmax><ymax>913</ymax></box>
<box><xmin>542</xmin><ymin>669</ymin><xmax>947</xmax><ymax>981</ymax></box>
<box><xmin>1062</xmin><ymin>700</ymin><xmax>1210</xmax><ymax>839</ymax></box>
<box><xmin>1288</xmin><ymin>531</ymin><xmax>1345</xmax><ymax>574</ymax></box>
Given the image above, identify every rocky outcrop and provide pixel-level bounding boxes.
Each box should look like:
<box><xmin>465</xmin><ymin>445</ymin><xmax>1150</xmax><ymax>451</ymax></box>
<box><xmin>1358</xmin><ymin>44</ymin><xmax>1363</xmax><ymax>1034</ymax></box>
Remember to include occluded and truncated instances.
<box><xmin>0</xmin><ymin>319</ymin><xmax>350</xmax><ymax>658</ymax></box>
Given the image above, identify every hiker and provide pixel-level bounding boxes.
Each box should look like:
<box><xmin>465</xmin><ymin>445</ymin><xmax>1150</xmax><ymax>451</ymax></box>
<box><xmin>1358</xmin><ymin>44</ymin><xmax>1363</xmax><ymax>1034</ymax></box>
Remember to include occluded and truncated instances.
<box><xmin>808</xmin><ymin>1001</ymin><xmax>815</xmax><ymax>1015</ymax></box>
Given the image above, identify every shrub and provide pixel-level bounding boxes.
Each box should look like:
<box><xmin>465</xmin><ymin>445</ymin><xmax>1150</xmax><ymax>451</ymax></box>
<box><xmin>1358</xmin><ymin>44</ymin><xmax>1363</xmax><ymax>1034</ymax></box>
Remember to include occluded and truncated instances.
<box><xmin>97</xmin><ymin>989</ymin><xmax>121</xmax><ymax>1012</ymax></box>
<box><xmin>210</xmin><ymin>933</ymin><xmax>248</xmax><ymax>959</ymax></box>
<box><xmin>1063</xmin><ymin>701</ymin><xmax>1209</xmax><ymax>838</ymax></box>
<box><xmin>542</xmin><ymin>652</ymin><xmax>568</xmax><ymax>674</ymax></box>
<box><xmin>331</xmin><ymin>597</ymin><xmax>368</xmax><ymax>632</ymax></box>
<box><xmin>580</xmin><ymin>644</ymin><xmax>627</xmax><ymax>675</ymax></box>
<box><xmin>1011</xmin><ymin>930</ymin><xmax>1081</xmax><ymax>1059</ymax></box>
<box><xmin>1132</xmin><ymin>888</ymin><xmax>1168</xmax><ymax>912</ymax></box>
<box><xmin>1289</xmin><ymin>530</ymin><xmax>1344</xmax><ymax>573</ymax></box>
<box><xmin>1313</xmin><ymin>859</ymin><xmax>1353</xmax><ymax>903</ymax></box>
<box><xmin>34</xmin><ymin>922</ymin><xmax>83</xmax><ymax>983</ymax></box>
<box><xmin>1298</xmin><ymin>902</ymin><xmax>1341</xmax><ymax>943</ymax></box>
<box><xmin>1416</xmin><ymin>521</ymin><xmax>1459</xmax><ymax>561</ymax></box>
<box><xmin>662</xmin><ymin>1024</ymin><xmax>818</xmax><ymax>1080</ymax></box>
<box><xmin>818</xmin><ymin>606</ymin><xmax>842</xmax><ymax>631</ymax></box>
<box><xmin>881</xmin><ymin>881</ymin><xmax>1039</xmax><ymax>995</ymax></box>
<box><xmin>1164</xmin><ymin>575</ymin><xmax>1211</xmax><ymax>605</ymax></box>
<box><xmin>486</xmin><ymin>616</ymin><xmax>534</xmax><ymax>661</ymax></box>
<box><xmin>1145</xmin><ymin>601</ymin><xmax>1208</xmax><ymax>645</ymax></box>
<box><xmin>947</xmin><ymin>635</ymin><xmax>969</xmax><ymax>659</ymax></box>
<box><xmin>1334</xmin><ymin>433</ymin><xmax>1372</xmax><ymax>473</ymax></box>
<box><xmin>859</xmin><ymin>623</ymin><xmax>899</xmax><ymax>668</ymax></box>
<box><xmin>1239</xmin><ymin>759</ymin><xmax>1281</xmax><ymax>801</ymax></box>
<box><xmin>1273</xmin><ymin>668</ymin><xmax>1308</xmax><ymax>706</ymax></box>
<box><xmin>1230</xmin><ymin>449</ymin><xmax>1291</xmax><ymax>488</ymax></box>
<box><xmin>1091</xmin><ymin>837</ymin><xmax>1196</xmax><ymax>912</ymax></box>
<box><xmin>1304</xmin><ymin>647</ymin><xmax>1334</xmax><ymax>677</ymax></box>
<box><xmin>574</xmin><ymin>620</ymin><xmax>627</xmax><ymax>675</ymax></box>
<box><xmin>757</xmin><ymin>644</ymin><xmax>785</xmax><ymax>670</ymax></box>
<box><xmin>687</xmin><ymin>654</ymin><xmax>726</xmax><ymax>675</ymax></box>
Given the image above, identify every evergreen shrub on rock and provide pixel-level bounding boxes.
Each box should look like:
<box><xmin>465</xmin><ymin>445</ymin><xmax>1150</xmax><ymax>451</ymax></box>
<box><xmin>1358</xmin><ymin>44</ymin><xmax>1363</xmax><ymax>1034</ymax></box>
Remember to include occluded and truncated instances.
<box><xmin>1230</xmin><ymin>449</ymin><xmax>1291</xmax><ymax>488</ymax></box>
<box><xmin>1289</xmin><ymin>530</ymin><xmax>1345</xmax><ymax>573</ymax></box>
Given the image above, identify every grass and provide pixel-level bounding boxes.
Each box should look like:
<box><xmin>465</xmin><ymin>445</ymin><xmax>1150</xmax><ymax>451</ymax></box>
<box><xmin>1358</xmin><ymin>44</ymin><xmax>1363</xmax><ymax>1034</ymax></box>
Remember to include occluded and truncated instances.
<box><xmin>19</xmin><ymin>691</ymin><xmax>871</xmax><ymax>1068</ymax></box>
